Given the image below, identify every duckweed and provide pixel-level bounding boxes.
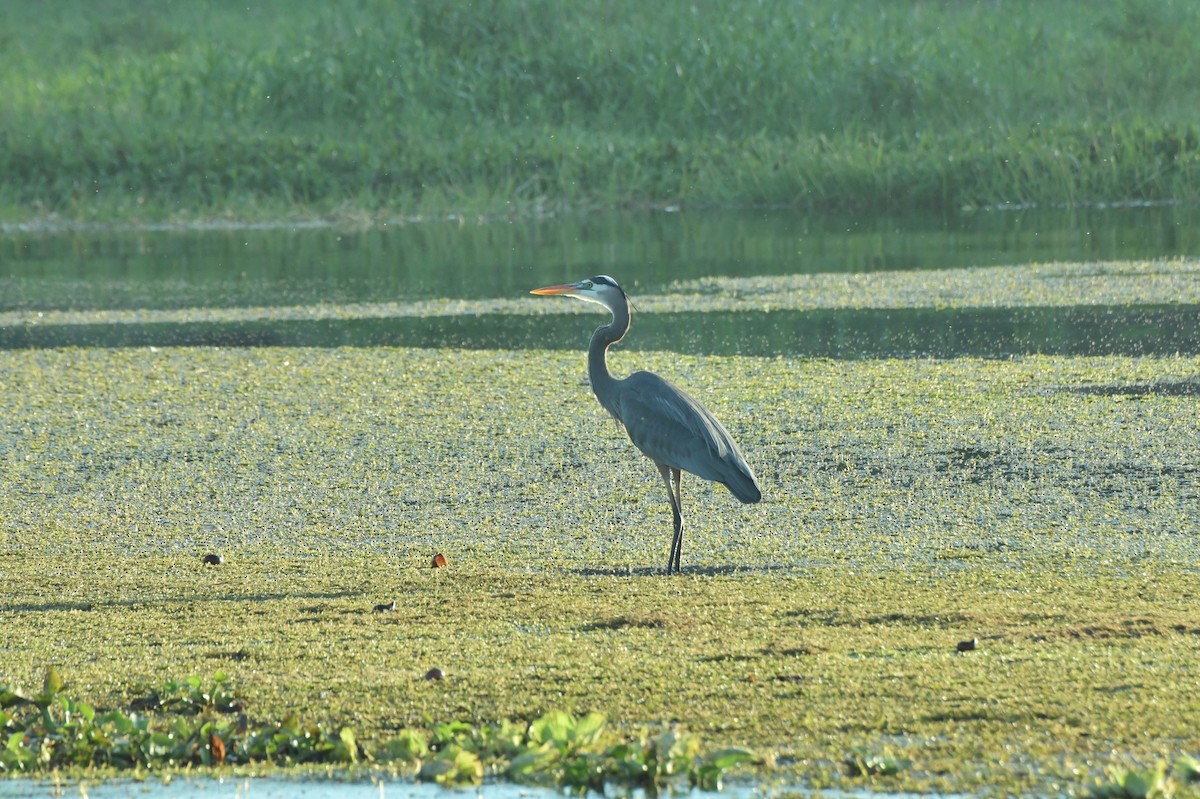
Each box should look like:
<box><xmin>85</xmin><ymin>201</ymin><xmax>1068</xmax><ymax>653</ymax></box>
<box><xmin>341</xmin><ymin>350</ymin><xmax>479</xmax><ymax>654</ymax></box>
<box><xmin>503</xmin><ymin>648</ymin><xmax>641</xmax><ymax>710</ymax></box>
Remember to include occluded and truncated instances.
<box><xmin>1</xmin><ymin>258</ymin><xmax>1197</xmax><ymax>328</ymax></box>
<box><xmin>2</xmin><ymin>344</ymin><xmax>1200</xmax><ymax>795</ymax></box>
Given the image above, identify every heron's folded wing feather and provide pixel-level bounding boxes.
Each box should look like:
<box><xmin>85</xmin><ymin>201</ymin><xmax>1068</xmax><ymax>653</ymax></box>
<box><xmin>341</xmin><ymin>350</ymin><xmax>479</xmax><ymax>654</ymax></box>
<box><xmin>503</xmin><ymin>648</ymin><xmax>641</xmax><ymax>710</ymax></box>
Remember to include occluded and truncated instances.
<box><xmin>617</xmin><ymin>371</ymin><xmax>742</xmax><ymax>478</ymax></box>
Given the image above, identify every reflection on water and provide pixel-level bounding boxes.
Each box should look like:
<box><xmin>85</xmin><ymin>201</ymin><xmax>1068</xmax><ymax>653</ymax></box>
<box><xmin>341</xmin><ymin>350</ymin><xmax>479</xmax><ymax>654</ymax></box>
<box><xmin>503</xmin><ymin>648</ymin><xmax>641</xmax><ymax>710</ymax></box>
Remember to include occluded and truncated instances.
<box><xmin>3</xmin><ymin>305</ymin><xmax>1197</xmax><ymax>359</ymax></box>
<box><xmin>2</xmin><ymin>206</ymin><xmax>1197</xmax><ymax>311</ymax></box>
<box><xmin>1</xmin><ymin>206</ymin><xmax>1196</xmax><ymax>358</ymax></box>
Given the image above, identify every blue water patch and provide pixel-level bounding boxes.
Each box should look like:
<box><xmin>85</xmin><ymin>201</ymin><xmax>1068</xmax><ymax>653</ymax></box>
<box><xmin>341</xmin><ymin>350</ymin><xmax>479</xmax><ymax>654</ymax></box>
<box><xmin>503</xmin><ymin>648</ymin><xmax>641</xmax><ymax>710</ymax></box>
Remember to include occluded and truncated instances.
<box><xmin>0</xmin><ymin>776</ymin><xmax>965</xmax><ymax>799</ymax></box>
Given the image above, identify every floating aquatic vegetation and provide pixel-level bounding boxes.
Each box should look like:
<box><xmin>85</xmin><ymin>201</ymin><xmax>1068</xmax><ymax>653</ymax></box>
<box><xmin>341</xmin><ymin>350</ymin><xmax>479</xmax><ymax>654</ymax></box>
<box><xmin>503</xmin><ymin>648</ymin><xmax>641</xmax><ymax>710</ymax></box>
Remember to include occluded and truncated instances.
<box><xmin>844</xmin><ymin>746</ymin><xmax>912</xmax><ymax>778</ymax></box>
<box><xmin>1090</xmin><ymin>762</ymin><xmax>1170</xmax><ymax>799</ymax></box>
<box><xmin>0</xmin><ymin>669</ymin><xmax>756</xmax><ymax>792</ymax></box>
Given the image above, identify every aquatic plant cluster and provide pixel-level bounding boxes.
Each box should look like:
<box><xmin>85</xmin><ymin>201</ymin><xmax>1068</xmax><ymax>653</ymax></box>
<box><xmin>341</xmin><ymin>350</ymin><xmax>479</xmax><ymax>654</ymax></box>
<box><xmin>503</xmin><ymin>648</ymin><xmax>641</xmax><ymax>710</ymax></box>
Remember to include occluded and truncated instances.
<box><xmin>1</xmin><ymin>0</ymin><xmax>1198</xmax><ymax>222</ymax></box>
<box><xmin>1093</xmin><ymin>759</ymin><xmax>1200</xmax><ymax>799</ymax></box>
<box><xmin>1</xmin><ymin>670</ymin><xmax>357</xmax><ymax>773</ymax></box>
<box><xmin>1</xmin><ymin>669</ymin><xmax>755</xmax><ymax>790</ymax></box>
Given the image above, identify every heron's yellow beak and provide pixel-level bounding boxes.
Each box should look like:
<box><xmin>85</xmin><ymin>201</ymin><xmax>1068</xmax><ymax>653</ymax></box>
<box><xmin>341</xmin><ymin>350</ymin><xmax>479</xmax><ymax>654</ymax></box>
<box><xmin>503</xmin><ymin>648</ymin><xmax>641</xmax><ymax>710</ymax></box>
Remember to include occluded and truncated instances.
<box><xmin>530</xmin><ymin>283</ymin><xmax>580</xmax><ymax>296</ymax></box>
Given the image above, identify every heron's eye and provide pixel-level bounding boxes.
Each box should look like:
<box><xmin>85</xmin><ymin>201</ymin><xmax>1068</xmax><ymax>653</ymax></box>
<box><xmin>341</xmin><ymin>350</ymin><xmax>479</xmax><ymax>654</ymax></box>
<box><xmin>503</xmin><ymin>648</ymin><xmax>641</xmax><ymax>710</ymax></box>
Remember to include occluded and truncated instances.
<box><xmin>583</xmin><ymin>280</ymin><xmax>593</xmax><ymax>288</ymax></box>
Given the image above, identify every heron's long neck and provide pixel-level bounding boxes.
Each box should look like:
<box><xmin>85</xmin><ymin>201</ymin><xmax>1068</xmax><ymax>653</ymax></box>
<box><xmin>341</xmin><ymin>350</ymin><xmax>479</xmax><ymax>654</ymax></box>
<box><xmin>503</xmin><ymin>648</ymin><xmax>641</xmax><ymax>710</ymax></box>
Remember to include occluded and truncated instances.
<box><xmin>588</xmin><ymin>299</ymin><xmax>631</xmax><ymax>419</ymax></box>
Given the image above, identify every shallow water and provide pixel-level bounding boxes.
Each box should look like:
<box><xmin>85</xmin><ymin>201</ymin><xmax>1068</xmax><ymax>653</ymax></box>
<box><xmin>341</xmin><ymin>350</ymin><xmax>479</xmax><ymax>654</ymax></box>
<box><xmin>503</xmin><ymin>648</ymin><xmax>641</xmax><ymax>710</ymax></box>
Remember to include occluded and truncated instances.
<box><xmin>0</xmin><ymin>777</ymin><xmax>955</xmax><ymax>799</ymax></box>
<box><xmin>1</xmin><ymin>205</ymin><xmax>1197</xmax><ymax>356</ymax></box>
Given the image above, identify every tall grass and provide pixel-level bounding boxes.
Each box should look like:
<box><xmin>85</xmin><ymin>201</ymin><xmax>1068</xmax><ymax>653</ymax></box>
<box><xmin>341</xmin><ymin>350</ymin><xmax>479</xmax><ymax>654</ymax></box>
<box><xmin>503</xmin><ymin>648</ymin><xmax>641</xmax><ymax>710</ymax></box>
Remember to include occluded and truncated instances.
<box><xmin>1</xmin><ymin>0</ymin><xmax>1198</xmax><ymax>221</ymax></box>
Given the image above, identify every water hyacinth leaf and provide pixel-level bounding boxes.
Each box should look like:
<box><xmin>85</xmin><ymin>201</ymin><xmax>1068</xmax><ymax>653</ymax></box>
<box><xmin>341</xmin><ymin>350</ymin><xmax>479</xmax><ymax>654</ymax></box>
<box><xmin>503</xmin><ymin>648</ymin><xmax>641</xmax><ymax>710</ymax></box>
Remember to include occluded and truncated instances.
<box><xmin>572</xmin><ymin>712</ymin><xmax>607</xmax><ymax>747</ymax></box>
<box><xmin>1092</xmin><ymin>763</ymin><xmax>1170</xmax><ymax>799</ymax></box>
<box><xmin>7</xmin><ymin>732</ymin><xmax>32</xmax><ymax>755</ymax></box>
<box><xmin>416</xmin><ymin>759</ymin><xmax>453</xmax><ymax>783</ymax></box>
<box><xmin>43</xmin><ymin>667</ymin><xmax>64</xmax><ymax>697</ymax></box>
<box><xmin>650</xmin><ymin>727</ymin><xmax>701</xmax><ymax>776</ymax></box>
<box><xmin>431</xmin><ymin>720</ymin><xmax>472</xmax><ymax>747</ymax></box>
<box><xmin>691</xmin><ymin>763</ymin><xmax>724</xmax><ymax>791</ymax></box>
<box><xmin>0</xmin><ymin>687</ymin><xmax>29</xmax><ymax>710</ymax></box>
<box><xmin>505</xmin><ymin>744</ymin><xmax>559</xmax><ymax>780</ymax></box>
<box><xmin>846</xmin><ymin>746</ymin><xmax>912</xmax><ymax>777</ymax></box>
<box><xmin>561</xmin><ymin>753</ymin><xmax>607</xmax><ymax>792</ymax></box>
<box><xmin>603</xmin><ymin>741</ymin><xmax>650</xmax><ymax>781</ymax></box>
<box><xmin>482</xmin><ymin>719</ymin><xmax>527</xmax><ymax>757</ymax></box>
<box><xmin>528</xmin><ymin>711</ymin><xmax>574</xmax><ymax>746</ymax></box>
<box><xmin>419</xmin><ymin>746</ymin><xmax>483</xmax><ymax>786</ymax></box>
<box><xmin>1175</xmin><ymin>755</ymin><xmax>1200</xmax><ymax>784</ymax></box>
<box><xmin>702</xmin><ymin>747</ymin><xmax>759</xmax><ymax>770</ymax></box>
<box><xmin>381</xmin><ymin>728</ymin><xmax>429</xmax><ymax>763</ymax></box>
<box><xmin>690</xmin><ymin>748</ymin><xmax>758</xmax><ymax>791</ymax></box>
<box><xmin>449</xmin><ymin>748</ymin><xmax>484</xmax><ymax>784</ymax></box>
<box><xmin>146</xmin><ymin>731</ymin><xmax>175</xmax><ymax>757</ymax></box>
<box><xmin>335</xmin><ymin>727</ymin><xmax>358</xmax><ymax>764</ymax></box>
<box><xmin>100</xmin><ymin>711</ymin><xmax>135</xmax><ymax>734</ymax></box>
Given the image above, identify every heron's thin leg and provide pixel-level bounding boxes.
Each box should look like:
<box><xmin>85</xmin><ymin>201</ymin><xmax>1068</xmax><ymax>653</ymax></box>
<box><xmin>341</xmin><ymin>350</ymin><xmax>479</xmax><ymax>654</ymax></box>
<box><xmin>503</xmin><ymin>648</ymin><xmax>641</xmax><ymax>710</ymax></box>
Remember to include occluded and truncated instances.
<box><xmin>669</xmin><ymin>468</ymin><xmax>684</xmax><ymax>573</ymax></box>
<box><xmin>658</xmin><ymin>464</ymin><xmax>683</xmax><ymax>574</ymax></box>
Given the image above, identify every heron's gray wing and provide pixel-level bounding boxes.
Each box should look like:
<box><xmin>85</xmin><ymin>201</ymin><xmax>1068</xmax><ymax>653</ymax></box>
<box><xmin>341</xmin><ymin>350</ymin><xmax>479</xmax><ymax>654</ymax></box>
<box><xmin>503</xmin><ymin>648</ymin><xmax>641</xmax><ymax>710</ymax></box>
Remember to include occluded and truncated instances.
<box><xmin>616</xmin><ymin>371</ymin><xmax>760</xmax><ymax>502</ymax></box>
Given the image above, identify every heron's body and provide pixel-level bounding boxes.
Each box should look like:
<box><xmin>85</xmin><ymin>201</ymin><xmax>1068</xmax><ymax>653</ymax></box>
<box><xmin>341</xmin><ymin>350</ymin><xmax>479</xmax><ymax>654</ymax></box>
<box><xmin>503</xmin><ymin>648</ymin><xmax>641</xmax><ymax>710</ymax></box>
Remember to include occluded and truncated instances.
<box><xmin>531</xmin><ymin>275</ymin><xmax>761</xmax><ymax>573</ymax></box>
<box><xmin>601</xmin><ymin>370</ymin><xmax>761</xmax><ymax>504</ymax></box>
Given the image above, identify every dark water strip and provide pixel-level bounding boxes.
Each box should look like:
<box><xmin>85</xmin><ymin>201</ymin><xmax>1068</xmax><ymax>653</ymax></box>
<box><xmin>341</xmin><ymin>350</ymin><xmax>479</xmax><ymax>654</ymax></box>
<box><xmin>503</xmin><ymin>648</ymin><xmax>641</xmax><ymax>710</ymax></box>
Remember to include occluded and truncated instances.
<box><xmin>1</xmin><ymin>305</ymin><xmax>1197</xmax><ymax>358</ymax></box>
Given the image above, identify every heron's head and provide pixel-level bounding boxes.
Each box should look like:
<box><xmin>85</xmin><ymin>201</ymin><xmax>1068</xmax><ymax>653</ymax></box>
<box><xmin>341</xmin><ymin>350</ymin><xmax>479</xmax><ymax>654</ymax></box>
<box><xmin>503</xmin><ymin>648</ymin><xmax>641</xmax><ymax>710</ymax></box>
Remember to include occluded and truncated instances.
<box><xmin>529</xmin><ymin>275</ymin><xmax>627</xmax><ymax>311</ymax></box>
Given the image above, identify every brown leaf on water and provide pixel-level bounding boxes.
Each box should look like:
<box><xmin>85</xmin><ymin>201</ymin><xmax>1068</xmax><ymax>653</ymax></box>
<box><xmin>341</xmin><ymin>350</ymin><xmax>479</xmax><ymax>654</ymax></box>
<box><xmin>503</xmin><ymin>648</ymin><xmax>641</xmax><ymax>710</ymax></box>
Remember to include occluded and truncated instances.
<box><xmin>210</xmin><ymin>733</ymin><xmax>226</xmax><ymax>764</ymax></box>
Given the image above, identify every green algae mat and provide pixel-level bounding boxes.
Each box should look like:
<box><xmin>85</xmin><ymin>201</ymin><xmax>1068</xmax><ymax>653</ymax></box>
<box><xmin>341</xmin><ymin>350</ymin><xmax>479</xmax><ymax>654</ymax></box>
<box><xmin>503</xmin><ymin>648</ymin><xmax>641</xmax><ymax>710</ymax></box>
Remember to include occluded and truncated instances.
<box><xmin>2</xmin><ymin>306</ymin><xmax>1200</xmax><ymax>793</ymax></box>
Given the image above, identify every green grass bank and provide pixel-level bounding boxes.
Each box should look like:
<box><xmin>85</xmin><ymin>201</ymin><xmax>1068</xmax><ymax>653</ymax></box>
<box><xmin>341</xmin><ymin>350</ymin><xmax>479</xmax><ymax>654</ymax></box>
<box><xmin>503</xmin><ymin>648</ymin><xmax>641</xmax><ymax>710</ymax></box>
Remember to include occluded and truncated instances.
<box><xmin>2</xmin><ymin>0</ymin><xmax>1199</xmax><ymax>224</ymax></box>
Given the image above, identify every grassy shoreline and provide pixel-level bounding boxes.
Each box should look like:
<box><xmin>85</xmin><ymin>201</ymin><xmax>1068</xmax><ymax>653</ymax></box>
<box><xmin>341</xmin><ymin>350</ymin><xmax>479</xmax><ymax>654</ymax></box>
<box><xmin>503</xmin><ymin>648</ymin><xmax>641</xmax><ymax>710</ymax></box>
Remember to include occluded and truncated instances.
<box><xmin>3</xmin><ymin>343</ymin><xmax>1199</xmax><ymax>793</ymax></box>
<box><xmin>2</xmin><ymin>0</ymin><xmax>1199</xmax><ymax>225</ymax></box>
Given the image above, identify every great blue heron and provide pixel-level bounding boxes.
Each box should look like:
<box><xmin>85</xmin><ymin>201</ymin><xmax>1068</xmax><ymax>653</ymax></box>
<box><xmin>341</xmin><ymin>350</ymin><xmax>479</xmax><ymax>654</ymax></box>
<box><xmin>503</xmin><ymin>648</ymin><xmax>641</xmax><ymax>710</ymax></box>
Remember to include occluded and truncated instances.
<box><xmin>530</xmin><ymin>275</ymin><xmax>761</xmax><ymax>574</ymax></box>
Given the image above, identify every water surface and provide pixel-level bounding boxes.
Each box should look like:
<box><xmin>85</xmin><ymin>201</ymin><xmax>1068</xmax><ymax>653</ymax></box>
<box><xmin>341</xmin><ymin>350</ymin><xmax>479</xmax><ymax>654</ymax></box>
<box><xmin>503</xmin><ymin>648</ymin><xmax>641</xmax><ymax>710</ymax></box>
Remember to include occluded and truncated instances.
<box><xmin>1</xmin><ymin>205</ymin><xmax>1197</xmax><ymax>356</ymax></box>
<box><xmin>0</xmin><ymin>776</ymin><xmax>949</xmax><ymax>799</ymax></box>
